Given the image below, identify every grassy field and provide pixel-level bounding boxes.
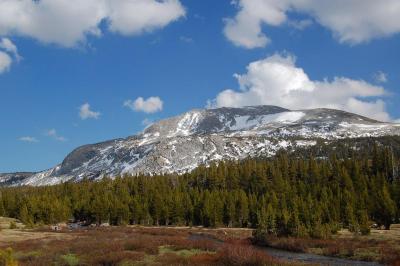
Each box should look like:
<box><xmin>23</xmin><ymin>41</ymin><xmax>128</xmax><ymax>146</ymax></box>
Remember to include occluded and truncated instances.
<box><xmin>0</xmin><ymin>222</ymin><xmax>296</xmax><ymax>266</ymax></box>
<box><xmin>0</xmin><ymin>217</ymin><xmax>24</xmax><ymax>230</ymax></box>
<box><xmin>0</xmin><ymin>217</ymin><xmax>73</xmax><ymax>247</ymax></box>
<box><xmin>0</xmin><ymin>217</ymin><xmax>399</xmax><ymax>265</ymax></box>
<box><xmin>257</xmin><ymin>224</ymin><xmax>400</xmax><ymax>265</ymax></box>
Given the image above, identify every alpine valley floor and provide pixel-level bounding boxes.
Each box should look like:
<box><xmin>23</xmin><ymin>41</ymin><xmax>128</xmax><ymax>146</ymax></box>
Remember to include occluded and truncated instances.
<box><xmin>0</xmin><ymin>219</ymin><xmax>399</xmax><ymax>265</ymax></box>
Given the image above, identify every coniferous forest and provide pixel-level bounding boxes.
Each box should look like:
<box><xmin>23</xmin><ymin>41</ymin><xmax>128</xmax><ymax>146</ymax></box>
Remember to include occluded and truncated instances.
<box><xmin>0</xmin><ymin>141</ymin><xmax>399</xmax><ymax>239</ymax></box>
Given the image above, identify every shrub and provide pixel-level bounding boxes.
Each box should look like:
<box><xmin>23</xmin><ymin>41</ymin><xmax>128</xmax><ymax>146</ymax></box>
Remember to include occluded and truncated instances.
<box><xmin>155</xmin><ymin>252</ymin><xmax>189</xmax><ymax>265</ymax></box>
<box><xmin>0</xmin><ymin>248</ymin><xmax>18</xmax><ymax>266</ymax></box>
<box><xmin>216</xmin><ymin>243</ymin><xmax>283</xmax><ymax>266</ymax></box>
<box><xmin>60</xmin><ymin>254</ymin><xmax>80</xmax><ymax>266</ymax></box>
<box><xmin>189</xmin><ymin>253</ymin><xmax>218</xmax><ymax>265</ymax></box>
<box><xmin>360</xmin><ymin>224</ymin><xmax>371</xmax><ymax>235</ymax></box>
<box><xmin>9</xmin><ymin>221</ymin><xmax>17</xmax><ymax>229</ymax></box>
<box><xmin>310</xmin><ymin>223</ymin><xmax>332</xmax><ymax>239</ymax></box>
<box><xmin>123</xmin><ymin>238</ymin><xmax>160</xmax><ymax>255</ymax></box>
<box><xmin>90</xmin><ymin>251</ymin><xmax>144</xmax><ymax>266</ymax></box>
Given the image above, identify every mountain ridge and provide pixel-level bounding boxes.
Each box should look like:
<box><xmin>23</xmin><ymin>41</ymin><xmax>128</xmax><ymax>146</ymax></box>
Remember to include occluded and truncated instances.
<box><xmin>1</xmin><ymin>105</ymin><xmax>399</xmax><ymax>186</ymax></box>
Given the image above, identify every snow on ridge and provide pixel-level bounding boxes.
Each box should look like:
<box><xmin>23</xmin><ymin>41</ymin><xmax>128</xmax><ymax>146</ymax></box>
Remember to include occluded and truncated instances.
<box><xmin>171</xmin><ymin>111</ymin><xmax>202</xmax><ymax>137</ymax></box>
<box><xmin>265</xmin><ymin>111</ymin><xmax>305</xmax><ymax>123</ymax></box>
<box><xmin>6</xmin><ymin>106</ymin><xmax>400</xmax><ymax>187</ymax></box>
<box><xmin>339</xmin><ymin>122</ymin><xmax>389</xmax><ymax>129</ymax></box>
<box><xmin>228</xmin><ymin>111</ymin><xmax>305</xmax><ymax>131</ymax></box>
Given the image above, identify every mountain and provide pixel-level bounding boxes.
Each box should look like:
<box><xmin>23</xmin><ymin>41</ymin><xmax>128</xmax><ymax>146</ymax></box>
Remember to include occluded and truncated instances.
<box><xmin>2</xmin><ymin>105</ymin><xmax>400</xmax><ymax>186</ymax></box>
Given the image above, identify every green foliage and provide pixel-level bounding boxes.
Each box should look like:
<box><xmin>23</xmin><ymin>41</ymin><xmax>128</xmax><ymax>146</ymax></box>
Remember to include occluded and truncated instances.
<box><xmin>60</xmin><ymin>254</ymin><xmax>80</xmax><ymax>266</ymax></box>
<box><xmin>0</xmin><ymin>141</ymin><xmax>398</xmax><ymax>239</ymax></box>
<box><xmin>0</xmin><ymin>248</ymin><xmax>18</xmax><ymax>266</ymax></box>
<box><xmin>9</xmin><ymin>221</ymin><xmax>16</xmax><ymax>229</ymax></box>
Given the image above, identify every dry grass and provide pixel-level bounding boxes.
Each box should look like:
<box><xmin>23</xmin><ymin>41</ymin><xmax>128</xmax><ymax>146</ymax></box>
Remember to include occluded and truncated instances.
<box><xmin>217</xmin><ymin>237</ymin><xmax>305</xmax><ymax>266</ymax></box>
<box><xmin>0</xmin><ymin>226</ymin><xmax>295</xmax><ymax>266</ymax></box>
<box><xmin>0</xmin><ymin>229</ymin><xmax>73</xmax><ymax>247</ymax></box>
<box><xmin>0</xmin><ymin>217</ymin><xmax>24</xmax><ymax>230</ymax></box>
<box><xmin>2</xmin><ymin>224</ymin><xmax>397</xmax><ymax>265</ymax></box>
<box><xmin>255</xmin><ymin>225</ymin><xmax>400</xmax><ymax>265</ymax></box>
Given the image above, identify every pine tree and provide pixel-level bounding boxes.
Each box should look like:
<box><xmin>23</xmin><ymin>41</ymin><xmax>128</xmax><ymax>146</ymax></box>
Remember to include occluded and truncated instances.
<box><xmin>236</xmin><ymin>190</ymin><xmax>249</xmax><ymax>227</ymax></box>
<box><xmin>18</xmin><ymin>203</ymin><xmax>32</xmax><ymax>226</ymax></box>
<box><xmin>378</xmin><ymin>184</ymin><xmax>396</xmax><ymax>230</ymax></box>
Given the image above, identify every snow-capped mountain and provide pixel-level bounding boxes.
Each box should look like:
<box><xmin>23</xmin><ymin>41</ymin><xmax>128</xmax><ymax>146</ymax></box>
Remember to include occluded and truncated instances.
<box><xmin>2</xmin><ymin>105</ymin><xmax>400</xmax><ymax>186</ymax></box>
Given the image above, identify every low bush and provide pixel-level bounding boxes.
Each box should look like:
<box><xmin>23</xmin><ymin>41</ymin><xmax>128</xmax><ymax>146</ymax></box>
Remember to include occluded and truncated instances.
<box><xmin>0</xmin><ymin>248</ymin><xmax>18</xmax><ymax>266</ymax></box>
<box><xmin>216</xmin><ymin>243</ymin><xmax>287</xmax><ymax>266</ymax></box>
<box><xmin>9</xmin><ymin>221</ymin><xmax>17</xmax><ymax>229</ymax></box>
<box><xmin>60</xmin><ymin>254</ymin><xmax>80</xmax><ymax>266</ymax></box>
<box><xmin>123</xmin><ymin>237</ymin><xmax>161</xmax><ymax>255</ymax></box>
<box><xmin>89</xmin><ymin>251</ymin><xmax>144</xmax><ymax>266</ymax></box>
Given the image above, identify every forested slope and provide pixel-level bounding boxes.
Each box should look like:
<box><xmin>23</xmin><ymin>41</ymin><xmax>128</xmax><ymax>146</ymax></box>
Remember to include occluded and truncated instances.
<box><xmin>0</xmin><ymin>140</ymin><xmax>399</xmax><ymax>238</ymax></box>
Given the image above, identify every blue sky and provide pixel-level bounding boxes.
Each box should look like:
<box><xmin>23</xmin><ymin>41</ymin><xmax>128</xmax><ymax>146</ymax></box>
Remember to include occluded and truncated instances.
<box><xmin>0</xmin><ymin>0</ymin><xmax>399</xmax><ymax>172</ymax></box>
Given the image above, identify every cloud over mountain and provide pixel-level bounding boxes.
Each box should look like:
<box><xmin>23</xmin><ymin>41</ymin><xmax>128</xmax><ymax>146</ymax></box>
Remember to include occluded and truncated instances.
<box><xmin>79</xmin><ymin>103</ymin><xmax>101</xmax><ymax>120</ymax></box>
<box><xmin>209</xmin><ymin>53</ymin><xmax>392</xmax><ymax>121</ymax></box>
<box><xmin>124</xmin><ymin>97</ymin><xmax>164</xmax><ymax>114</ymax></box>
<box><xmin>46</xmin><ymin>129</ymin><xmax>67</xmax><ymax>142</ymax></box>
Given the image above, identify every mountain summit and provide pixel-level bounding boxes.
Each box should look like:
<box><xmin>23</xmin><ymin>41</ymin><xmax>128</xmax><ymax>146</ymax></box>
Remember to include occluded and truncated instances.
<box><xmin>2</xmin><ymin>105</ymin><xmax>400</xmax><ymax>186</ymax></box>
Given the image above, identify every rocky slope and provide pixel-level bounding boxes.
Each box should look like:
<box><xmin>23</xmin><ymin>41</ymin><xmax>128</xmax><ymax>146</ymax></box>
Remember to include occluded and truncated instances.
<box><xmin>2</xmin><ymin>105</ymin><xmax>400</xmax><ymax>186</ymax></box>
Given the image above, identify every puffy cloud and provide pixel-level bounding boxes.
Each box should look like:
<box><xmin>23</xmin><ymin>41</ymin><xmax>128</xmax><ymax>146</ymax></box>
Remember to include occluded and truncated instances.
<box><xmin>19</xmin><ymin>136</ymin><xmax>38</xmax><ymax>143</ymax></box>
<box><xmin>46</xmin><ymin>129</ymin><xmax>67</xmax><ymax>142</ymax></box>
<box><xmin>0</xmin><ymin>0</ymin><xmax>186</xmax><ymax>47</ymax></box>
<box><xmin>224</xmin><ymin>0</ymin><xmax>400</xmax><ymax>48</ymax></box>
<box><xmin>373</xmin><ymin>71</ymin><xmax>388</xmax><ymax>83</ymax></box>
<box><xmin>0</xmin><ymin>51</ymin><xmax>11</xmax><ymax>73</ymax></box>
<box><xmin>124</xmin><ymin>97</ymin><xmax>163</xmax><ymax>114</ymax></box>
<box><xmin>209</xmin><ymin>53</ymin><xmax>392</xmax><ymax>122</ymax></box>
<box><xmin>79</xmin><ymin>103</ymin><xmax>100</xmax><ymax>120</ymax></box>
<box><xmin>107</xmin><ymin>0</ymin><xmax>185</xmax><ymax>36</ymax></box>
<box><xmin>224</xmin><ymin>0</ymin><xmax>284</xmax><ymax>48</ymax></box>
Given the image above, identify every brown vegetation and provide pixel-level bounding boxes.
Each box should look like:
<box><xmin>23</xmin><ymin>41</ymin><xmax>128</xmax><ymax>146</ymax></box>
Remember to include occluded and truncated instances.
<box><xmin>255</xmin><ymin>227</ymin><xmax>400</xmax><ymax>265</ymax></box>
<box><xmin>216</xmin><ymin>242</ymin><xmax>284</xmax><ymax>266</ymax></box>
<box><xmin>2</xmin><ymin>225</ymin><xmax>399</xmax><ymax>265</ymax></box>
<box><xmin>0</xmin><ymin>226</ymin><xmax>298</xmax><ymax>266</ymax></box>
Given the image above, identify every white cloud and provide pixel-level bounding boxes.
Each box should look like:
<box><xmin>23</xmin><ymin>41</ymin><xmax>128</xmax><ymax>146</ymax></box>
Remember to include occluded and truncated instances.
<box><xmin>142</xmin><ymin>118</ymin><xmax>153</xmax><ymax>126</ymax></box>
<box><xmin>224</xmin><ymin>0</ymin><xmax>400</xmax><ymax>48</ymax></box>
<box><xmin>373</xmin><ymin>71</ymin><xmax>388</xmax><ymax>83</ymax></box>
<box><xmin>179</xmin><ymin>36</ymin><xmax>193</xmax><ymax>43</ymax></box>
<box><xmin>124</xmin><ymin>97</ymin><xmax>163</xmax><ymax>114</ymax></box>
<box><xmin>288</xmin><ymin>19</ymin><xmax>313</xmax><ymax>30</ymax></box>
<box><xmin>194</xmin><ymin>14</ymin><xmax>205</xmax><ymax>21</ymax></box>
<box><xmin>0</xmin><ymin>51</ymin><xmax>11</xmax><ymax>73</ymax></box>
<box><xmin>107</xmin><ymin>0</ymin><xmax>186</xmax><ymax>36</ymax></box>
<box><xmin>79</xmin><ymin>103</ymin><xmax>100</xmax><ymax>120</ymax></box>
<box><xmin>0</xmin><ymin>0</ymin><xmax>186</xmax><ymax>47</ymax></box>
<box><xmin>209</xmin><ymin>53</ymin><xmax>392</xmax><ymax>122</ymax></box>
<box><xmin>0</xmin><ymin>38</ymin><xmax>21</xmax><ymax>61</ymax></box>
<box><xmin>46</xmin><ymin>129</ymin><xmax>67</xmax><ymax>142</ymax></box>
<box><xmin>19</xmin><ymin>136</ymin><xmax>38</xmax><ymax>143</ymax></box>
<box><xmin>0</xmin><ymin>38</ymin><xmax>21</xmax><ymax>73</ymax></box>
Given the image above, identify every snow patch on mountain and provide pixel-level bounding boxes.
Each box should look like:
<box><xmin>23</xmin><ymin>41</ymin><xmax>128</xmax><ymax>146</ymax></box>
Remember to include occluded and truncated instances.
<box><xmin>223</xmin><ymin>111</ymin><xmax>305</xmax><ymax>131</ymax></box>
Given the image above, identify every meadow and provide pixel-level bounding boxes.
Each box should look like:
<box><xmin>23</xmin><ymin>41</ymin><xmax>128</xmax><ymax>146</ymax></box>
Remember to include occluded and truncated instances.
<box><xmin>0</xmin><ymin>217</ymin><xmax>399</xmax><ymax>266</ymax></box>
<box><xmin>0</xmin><ymin>219</ymin><xmax>292</xmax><ymax>266</ymax></box>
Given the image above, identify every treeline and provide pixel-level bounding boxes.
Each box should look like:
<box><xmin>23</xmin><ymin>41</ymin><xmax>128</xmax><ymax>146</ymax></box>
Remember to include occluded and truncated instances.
<box><xmin>0</xmin><ymin>144</ymin><xmax>399</xmax><ymax>238</ymax></box>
